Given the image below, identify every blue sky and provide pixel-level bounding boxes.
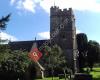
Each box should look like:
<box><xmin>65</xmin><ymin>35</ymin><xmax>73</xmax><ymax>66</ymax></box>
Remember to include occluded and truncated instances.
<box><xmin>0</xmin><ymin>0</ymin><xmax>100</xmax><ymax>43</ymax></box>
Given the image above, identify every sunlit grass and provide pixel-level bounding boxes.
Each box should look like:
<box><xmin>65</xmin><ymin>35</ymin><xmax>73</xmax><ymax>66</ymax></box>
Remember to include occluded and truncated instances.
<box><xmin>36</xmin><ymin>77</ymin><xmax>66</xmax><ymax>80</ymax></box>
<box><xmin>90</xmin><ymin>67</ymin><xmax>100</xmax><ymax>80</ymax></box>
<box><xmin>84</xmin><ymin>67</ymin><xmax>100</xmax><ymax>79</ymax></box>
<box><xmin>36</xmin><ymin>67</ymin><xmax>100</xmax><ymax>80</ymax></box>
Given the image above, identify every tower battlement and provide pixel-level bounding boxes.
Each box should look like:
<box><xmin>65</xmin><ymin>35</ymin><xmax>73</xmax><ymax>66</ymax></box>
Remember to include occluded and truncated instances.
<box><xmin>50</xmin><ymin>6</ymin><xmax>74</xmax><ymax>17</ymax></box>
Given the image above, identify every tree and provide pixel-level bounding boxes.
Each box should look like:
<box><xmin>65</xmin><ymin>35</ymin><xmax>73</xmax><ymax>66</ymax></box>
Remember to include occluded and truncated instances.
<box><xmin>87</xmin><ymin>40</ymin><xmax>100</xmax><ymax>71</ymax></box>
<box><xmin>0</xmin><ymin>45</ymin><xmax>11</xmax><ymax>63</ymax></box>
<box><xmin>0</xmin><ymin>14</ymin><xmax>11</xmax><ymax>30</ymax></box>
<box><xmin>76</xmin><ymin>33</ymin><xmax>88</xmax><ymax>72</ymax></box>
<box><xmin>41</xmin><ymin>45</ymin><xmax>67</xmax><ymax>79</ymax></box>
<box><xmin>0</xmin><ymin>45</ymin><xmax>31</xmax><ymax>80</ymax></box>
<box><xmin>0</xmin><ymin>14</ymin><xmax>11</xmax><ymax>44</ymax></box>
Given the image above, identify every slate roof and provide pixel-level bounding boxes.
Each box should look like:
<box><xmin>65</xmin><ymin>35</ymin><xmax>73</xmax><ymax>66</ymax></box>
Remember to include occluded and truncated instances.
<box><xmin>8</xmin><ymin>39</ymin><xmax>50</xmax><ymax>52</ymax></box>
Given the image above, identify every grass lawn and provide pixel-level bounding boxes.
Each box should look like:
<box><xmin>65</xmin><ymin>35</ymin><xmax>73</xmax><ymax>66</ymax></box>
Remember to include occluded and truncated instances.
<box><xmin>36</xmin><ymin>67</ymin><xmax>100</xmax><ymax>80</ymax></box>
<box><xmin>90</xmin><ymin>67</ymin><xmax>100</xmax><ymax>80</ymax></box>
<box><xmin>36</xmin><ymin>77</ymin><xmax>65</xmax><ymax>80</ymax></box>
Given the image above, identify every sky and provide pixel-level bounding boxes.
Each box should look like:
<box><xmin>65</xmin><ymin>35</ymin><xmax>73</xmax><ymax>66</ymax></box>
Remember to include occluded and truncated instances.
<box><xmin>0</xmin><ymin>0</ymin><xmax>100</xmax><ymax>43</ymax></box>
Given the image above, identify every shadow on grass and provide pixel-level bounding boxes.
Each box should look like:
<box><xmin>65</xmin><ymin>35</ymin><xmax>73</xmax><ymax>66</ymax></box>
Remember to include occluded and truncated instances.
<box><xmin>93</xmin><ymin>70</ymin><xmax>100</xmax><ymax>72</ymax></box>
<box><xmin>94</xmin><ymin>78</ymin><xmax>100</xmax><ymax>80</ymax></box>
<box><xmin>93</xmin><ymin>75</ymin><xmax>100</xmax><ymax>80</ymax></box>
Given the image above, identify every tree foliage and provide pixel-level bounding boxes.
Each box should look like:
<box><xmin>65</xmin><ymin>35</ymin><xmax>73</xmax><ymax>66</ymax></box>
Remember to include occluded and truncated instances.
<box><xmin>0</xmin><ymin>45</ymin><xmax>31</xmax><ymax>80</ymax></box>
<box><xmin>0</xmin><ymin>50</ymin><xmax>30</xmax><ymax>73</ymax></box>
<box><xmin>40</xmin><ymin>45</ymin><xmax>67</xmax><ymax>77</ymax></box>
<box><xmin>0</xmin><ymin>45</ymin><xmax>11</xmax><ymax>63</ymax></box>
<box><xmin>42</xmin><ymin>45</ymin><xmax>66</xmax><ymax>69</ymax></box>
<box><xmin>87</xmin><ymin>40</ymin><xmax>100</xmax><ymax>70</ymax></box>
<box><xmin>76</xmin><ymin>33</ymin><xmax>88</xmax><ymax>72</ymax></box>
<box><xmin>77</xmin><ymin>33</ymin><xmax>88</xmax><ymax>52</ymax></box>
<box><xmin>0</xmin><ymin>14</ymin><xmax>11</xmax><ymax>30</ymax></box>
<box><xmin>76</xmin><ymin>33</ymin><xmax>100</xmax><ymax>72</ymax></box>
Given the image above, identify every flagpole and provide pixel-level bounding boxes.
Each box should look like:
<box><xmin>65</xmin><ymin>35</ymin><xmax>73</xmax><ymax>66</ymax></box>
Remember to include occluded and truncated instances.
<box><xmin>35</xmin><ymin>61</ymin><xmax>45</xmax><ymax>78</ymax></box>
<box><xmin>35</xmin><ymin>61</ymin><xmax>45</xmax><ymax>71</ymax></box>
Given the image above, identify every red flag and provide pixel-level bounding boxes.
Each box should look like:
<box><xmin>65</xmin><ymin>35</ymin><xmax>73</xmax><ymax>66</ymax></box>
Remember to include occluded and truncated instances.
<box><xmin>28</xmin><ymin>48</ymin><xmax>42</xmax><ymax>62</ymax></box>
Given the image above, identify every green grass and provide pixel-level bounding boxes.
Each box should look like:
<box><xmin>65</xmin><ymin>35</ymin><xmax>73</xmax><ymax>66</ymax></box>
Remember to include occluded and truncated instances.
<box><xmin>36</xmin><ymin>67</ymin><xmax>100</xmax><ymax>80</ymax></box>
<box><xmin>36</xmin><ymin>77</ymin><xmax>69</xmax><ymax>80</ymax></box>
<box><xmin>90</xmin><ymin>68</ymin><xmax>100</xmax><ymax>80</ymax></box>
<box><xmin>36</xmin><ymin>77</ymin><xmax>64</xmax><ymax>80</ymax></box>
<box><xmin>84</xmin><ymin>67</ymin><xmax>100</xmax><ymax>80</ymax></box>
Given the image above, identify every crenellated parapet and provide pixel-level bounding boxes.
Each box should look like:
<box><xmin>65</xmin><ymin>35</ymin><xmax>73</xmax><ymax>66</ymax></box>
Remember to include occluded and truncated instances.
<box><xmin>50</xmin><ymin>6</ymin><xmax>74</xmax><ymax>17</ymax></box>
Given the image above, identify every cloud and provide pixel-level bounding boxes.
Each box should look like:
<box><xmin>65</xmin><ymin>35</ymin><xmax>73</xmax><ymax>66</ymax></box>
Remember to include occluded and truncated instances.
<box><xmin>76</xmin><ymin>29</ymin><xmax>81</xmax><ymax>34</ymax></box>
<box><xmin>10</xmin><ymin>0</ymin><xmax>16</xmax><ymax>5</ymax></box>
<box><xmin>10</xmin><ymin>0</ymin><xmax>38</xmax><ymax>13</ymax></box>
<box><xmin>10</xmin><ymin>0</ymin><xmax>100</xmax><ymax>14</ymax></box>
<box><xmin>17</xmin><ymin>0</ymin><xmax>36</xmax><ymax>13</ymax></box>
<box><xmin>37</xmin><ymin>31</ymin><xmax>50</xmax><ymax>39</ymax></box>
<box><xmin>0</xmin><ymin>32</ymin><xmax>18</xmax><ymax>41</ymax></box>
<box><xmin>40</xmin><ymin>0</ymin><xmax>100</xmax><ymax>13</ymax></box>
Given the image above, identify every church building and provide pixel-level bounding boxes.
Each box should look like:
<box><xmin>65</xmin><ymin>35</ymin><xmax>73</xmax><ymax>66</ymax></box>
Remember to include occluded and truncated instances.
<box><xmin>9</xmin><ymin>6</ymin><xmax>78</xmax><ymax>72</ymax></box>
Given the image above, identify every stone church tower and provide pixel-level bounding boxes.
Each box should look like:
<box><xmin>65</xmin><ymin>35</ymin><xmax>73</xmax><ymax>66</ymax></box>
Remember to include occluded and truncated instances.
<box><xmin>50</xmin><ymin>6</ymin><xmax>78</xmax><ymax>72</ymax></box>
